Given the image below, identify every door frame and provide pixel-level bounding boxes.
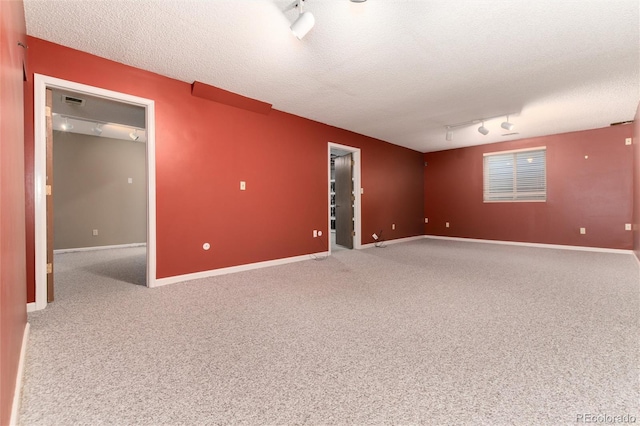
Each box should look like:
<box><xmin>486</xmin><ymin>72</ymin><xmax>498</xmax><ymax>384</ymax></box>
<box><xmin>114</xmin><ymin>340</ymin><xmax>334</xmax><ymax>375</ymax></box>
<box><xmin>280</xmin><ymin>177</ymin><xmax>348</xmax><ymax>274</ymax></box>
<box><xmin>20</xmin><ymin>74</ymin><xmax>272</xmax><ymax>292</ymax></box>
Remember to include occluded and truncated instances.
<box><xmin>33</xmin><ymin>73</ymin><xmax>157</xmax><ymax>310</ymax></box>
<box><xmin>327</xmin><ymin>142</ymin><xmax>362</xmax><ymax>254</ymax></box>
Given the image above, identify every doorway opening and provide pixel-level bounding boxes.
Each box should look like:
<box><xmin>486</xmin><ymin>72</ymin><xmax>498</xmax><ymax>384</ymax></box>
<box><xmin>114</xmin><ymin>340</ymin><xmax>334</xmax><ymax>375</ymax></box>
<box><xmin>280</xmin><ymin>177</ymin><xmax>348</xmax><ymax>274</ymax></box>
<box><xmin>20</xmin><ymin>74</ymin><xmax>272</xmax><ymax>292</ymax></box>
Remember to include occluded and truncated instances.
<box><xmin>328</xmin><ymin>142</ymin><xmax>362</xmax><ymax>254</ymax></box>
<box><xmin>32</xmin><ymin>74</ymin><xmax>156</xmax><ymax>311</ymax></box>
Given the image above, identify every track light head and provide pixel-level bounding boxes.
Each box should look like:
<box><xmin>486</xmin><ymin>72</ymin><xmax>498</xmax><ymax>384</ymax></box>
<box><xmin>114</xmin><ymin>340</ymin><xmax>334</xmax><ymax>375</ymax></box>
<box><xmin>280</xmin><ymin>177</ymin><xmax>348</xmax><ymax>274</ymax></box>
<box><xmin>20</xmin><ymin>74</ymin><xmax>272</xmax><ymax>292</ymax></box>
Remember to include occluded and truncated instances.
<box><xmin>129</xmin><ymin>129</ymin><xmax>139</xmax><ymax>141</ymax></box>
<box><xmin>478</xmin><ymin>122</ymin><xmax>489</xmax><ymax>135</ymax></box>
<box><xmin>501</xmin><ymin>115</ymin><xmax>514</xmax><ymax>131</ymax></box>
<box><xmin>61</xmin><ymin>117</ymin><xmax>73</xmax><ymax>131</ymax></box>
<box><xmin>291</xmin><ymin>11</ymin><xmax>314</xmax><ymax>39</ymax></box>
<box><xmin>501</xmin><ymin>121</ymin><xmax>514</xmax><ymax>131</ymax></box>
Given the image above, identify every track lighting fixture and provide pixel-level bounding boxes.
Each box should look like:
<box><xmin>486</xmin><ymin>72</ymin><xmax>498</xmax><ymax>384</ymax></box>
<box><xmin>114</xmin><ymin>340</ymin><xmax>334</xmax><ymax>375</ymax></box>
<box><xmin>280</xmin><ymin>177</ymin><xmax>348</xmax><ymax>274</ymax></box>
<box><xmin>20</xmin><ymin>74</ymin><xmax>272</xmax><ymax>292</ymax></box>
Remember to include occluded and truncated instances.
<box><xmin>445</xmin><ymin>112</ymin><xmax>516</xmax><ymax>138</ymax></box>
<box><xmin>129</xmin><ymin>129</ymin><xmax>139</xmax><ymax>141</ymax></box>
<box><xmin>501</xmin><ymin>115</ymin><xmax>515</xmax><ymax>131</ymax></box>
<box><xmin>92</xmin><ymin>123</ymin><xmax>103</xmax><ymax>135</ymax></box>
<box><xmin>60</xmin><ymin>117</ymin><xmax>73</xmax><ymax>131</ymax></box>
<box><xmin>290</xmin><ymin>0</ymin><xmax>314</xmax><ymax>40</ymax></box>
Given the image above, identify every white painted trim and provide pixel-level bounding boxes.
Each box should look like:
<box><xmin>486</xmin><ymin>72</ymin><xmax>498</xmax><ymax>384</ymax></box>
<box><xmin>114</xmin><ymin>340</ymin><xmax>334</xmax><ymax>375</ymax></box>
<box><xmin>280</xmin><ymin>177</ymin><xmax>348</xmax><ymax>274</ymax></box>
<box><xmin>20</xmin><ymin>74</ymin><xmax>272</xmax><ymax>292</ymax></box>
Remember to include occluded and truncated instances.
<box><xmin>483</xmin><ymin>145</ymin><xmax>546</xmax><ymax>156</ymax></box>
<box><xmin>9</xmin><ymin>323</ymin><xmax>30</xmax><ymax>426</ymax></box>
<box><xmin>26</xmin><ymin>303</ymin><xmax>37</xmax><ymax>313</ymax></box>
<box><xmin>53</xmin><ymin>243</ymin><xmax>146</xmax><ymax>254</ymax></box>
<box><xmin>328</xmin><ymin>142</ymin><xmax>362</xmax><ymax>254</ymax></box>
<box><xmin>155</xmin><ymin>251</ymin><xmax>329</xmax><ymax>287</ymax></box>
<box><xmin>424</xmin><ymin>235</ymin><xmax>634</xmax><ymax>255</ymax></box>
<box><xmin>360</xmin><ymin>235</ymin><xmax>425</xmax><ymax>249</ymax></box>
<box><xmin>33</xmin><ymin>74</ymin><xmax>157</xmax><ymax>310</ymax></box>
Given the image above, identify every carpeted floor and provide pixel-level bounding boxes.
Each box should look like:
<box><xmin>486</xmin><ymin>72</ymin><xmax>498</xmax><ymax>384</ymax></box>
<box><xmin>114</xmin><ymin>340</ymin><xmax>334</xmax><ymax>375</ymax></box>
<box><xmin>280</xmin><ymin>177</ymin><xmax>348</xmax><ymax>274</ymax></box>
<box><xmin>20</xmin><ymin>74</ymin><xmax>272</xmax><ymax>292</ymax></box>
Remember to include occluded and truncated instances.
<box><xmin>19</xmin><ymin>239</ymin><xmax>640</xmax><ymax>425</ymax></box>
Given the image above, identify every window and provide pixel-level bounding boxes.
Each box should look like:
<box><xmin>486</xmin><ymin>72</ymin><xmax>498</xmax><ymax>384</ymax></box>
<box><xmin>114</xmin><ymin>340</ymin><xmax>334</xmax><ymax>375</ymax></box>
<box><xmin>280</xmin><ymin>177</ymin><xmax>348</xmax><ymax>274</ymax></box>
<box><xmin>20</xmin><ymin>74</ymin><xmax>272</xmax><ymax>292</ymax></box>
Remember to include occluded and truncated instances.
<box><xmin>483</xmin><ymin>147</ymin><xmax>546</xmax><ymax>202</ymax></box>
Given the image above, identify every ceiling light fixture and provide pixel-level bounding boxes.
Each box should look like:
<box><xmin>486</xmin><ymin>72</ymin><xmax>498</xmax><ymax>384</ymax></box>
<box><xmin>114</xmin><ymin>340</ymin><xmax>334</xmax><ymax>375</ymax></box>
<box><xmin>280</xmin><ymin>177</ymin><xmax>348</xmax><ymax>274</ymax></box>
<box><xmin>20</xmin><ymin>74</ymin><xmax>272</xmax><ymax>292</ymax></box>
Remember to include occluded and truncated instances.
<box><xmin>60</xmin><ymin>117</ymin><xmax>73</xmax><ymax>131</ymax></box>
<box><xmin>92</xmin><ymin>123</ymin><xmax>103</xmax><ymax>135</ymax></box>
<box><xmin>444</xmin><ymin>112</ymin><xmax>516</xmax><ymax>138</ymax></box>
<box><xmin>501</xmin><ymin>115</ymin><xmax>515</xmax><ymax>131</ymax></box>
<box><xmin>129</xmin><ymin>129</ymin><xmax>139</xmax><ymax>141</ymax></box>
<box><xmin>290</xmin><ymin>0</ymin><xmax>314</xmax><ymax>40</ymax></box>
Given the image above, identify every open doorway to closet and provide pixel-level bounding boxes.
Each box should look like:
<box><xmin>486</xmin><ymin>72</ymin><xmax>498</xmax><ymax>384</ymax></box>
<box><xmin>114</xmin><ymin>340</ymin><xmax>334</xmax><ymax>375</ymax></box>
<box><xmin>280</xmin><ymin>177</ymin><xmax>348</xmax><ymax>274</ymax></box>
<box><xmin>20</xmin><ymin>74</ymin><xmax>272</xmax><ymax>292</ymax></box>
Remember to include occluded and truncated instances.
<box><xmin>33</xmin><ymin>74</ymin><xmax>156</xmax><ymax>311</ymax></box>
<box><xmin>328</xmin><ymin>143</ymin><xmax>362</xmax><ymax>254</ymax></box>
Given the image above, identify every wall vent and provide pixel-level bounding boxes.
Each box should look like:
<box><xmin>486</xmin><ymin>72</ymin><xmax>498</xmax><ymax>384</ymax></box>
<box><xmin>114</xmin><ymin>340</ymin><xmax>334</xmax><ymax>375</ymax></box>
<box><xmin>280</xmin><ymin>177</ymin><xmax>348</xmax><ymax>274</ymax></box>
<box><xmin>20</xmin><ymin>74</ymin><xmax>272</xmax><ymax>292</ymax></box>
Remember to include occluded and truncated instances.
<box><xmin>63</xmin><ymin>95</ymin><xmax>85</xmax><ymax>106</ymax></box>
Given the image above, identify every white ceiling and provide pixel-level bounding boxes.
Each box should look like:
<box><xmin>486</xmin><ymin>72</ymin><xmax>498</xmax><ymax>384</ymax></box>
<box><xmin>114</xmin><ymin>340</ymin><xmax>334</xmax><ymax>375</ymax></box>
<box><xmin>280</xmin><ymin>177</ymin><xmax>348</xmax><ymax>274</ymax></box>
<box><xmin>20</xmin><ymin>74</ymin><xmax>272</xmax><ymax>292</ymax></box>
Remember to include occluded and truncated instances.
<box><xmin>24</xmin><ymin>0</ymin><xmax>639</xmax><ymax>153</ymax></box>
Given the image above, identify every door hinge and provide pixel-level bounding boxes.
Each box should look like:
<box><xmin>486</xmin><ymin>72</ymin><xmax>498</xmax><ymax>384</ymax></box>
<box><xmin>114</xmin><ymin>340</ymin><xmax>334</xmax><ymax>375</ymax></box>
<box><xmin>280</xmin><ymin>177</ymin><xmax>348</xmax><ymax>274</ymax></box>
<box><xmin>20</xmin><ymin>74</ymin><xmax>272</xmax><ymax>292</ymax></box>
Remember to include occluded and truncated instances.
<box><xmin>46</xmin><ymin>185</ymin><xmax>52</xmax><ymax>195</ymax></box>
<box><xmin>46</xmin><ymin>263</ymin><xmax>53</xmax><ymax>274</ymax></box>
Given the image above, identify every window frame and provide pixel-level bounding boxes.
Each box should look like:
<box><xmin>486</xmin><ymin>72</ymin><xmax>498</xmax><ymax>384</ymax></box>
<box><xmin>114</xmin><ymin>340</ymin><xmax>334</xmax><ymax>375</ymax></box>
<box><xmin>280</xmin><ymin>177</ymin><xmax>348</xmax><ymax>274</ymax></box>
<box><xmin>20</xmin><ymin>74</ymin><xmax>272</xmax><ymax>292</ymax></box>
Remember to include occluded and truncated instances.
<box><xmin>483</xmin><ymin>146</ymin><xmax>547</xmax><ymax>203</ymax></box>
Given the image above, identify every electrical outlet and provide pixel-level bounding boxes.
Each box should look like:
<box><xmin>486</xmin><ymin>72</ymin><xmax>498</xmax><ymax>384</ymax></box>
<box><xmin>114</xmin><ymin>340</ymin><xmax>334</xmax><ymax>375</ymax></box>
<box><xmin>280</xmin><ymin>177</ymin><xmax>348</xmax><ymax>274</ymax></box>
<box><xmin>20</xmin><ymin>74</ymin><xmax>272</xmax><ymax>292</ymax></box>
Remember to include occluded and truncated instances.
<box><xmin>580</xmin><ymin>227</ymin><xmax>586</xmax><ymax>235</ymax></box>
<box><xmin>425</xmin><ymin>218</ymin><xmax>428</xmax><ymax>223</ymax></box>
<box><xmin>318</xmin><ymin>231</ymin><xmax>323</xmax><ymax>237</ymax></box>
<box><xmin>625</xmin><ymin>138</ymin><xmax>632</xmax><ymax>146</ymax></box>
<box><xmin>240</xmin><ymin>181</ymin><xmax>246</xmax><ymax>190</ymax></box>
<box><xmin>127</xmin><ymin>177</ymin><xmax>133</xmax><ymax>184</ymax></box>
<box><xmin>445</xmin><ymin>222</ymin><xmax>450</xmax><ymax>228</ymax></box>
<box><xmin>203</xmin><ymin>243</ymin><xmax>210</xmax><ymax>250</ymax></box>
<box><xmin>92</xmin><ymin>229</ymin><xmax>98</xmax><ymax>236</ymax></box>
<box><xmin>625</xmin><ymin>223</ymin><xmax>632</xmax><ymax>231</ymax></box>
<box><xmin>392</xmin><ymin>224</ymin><xmax>395</xmax><ymax>230</ymax></box>
<box><xmin>313</xmin><ymin>230</ymin><xmax>318</xmax><ymax>238</ymax></box>
<box><xmin>372</xmin><ymin>233</ymin><xmax>378</xmax><ymax>240</ymax></box>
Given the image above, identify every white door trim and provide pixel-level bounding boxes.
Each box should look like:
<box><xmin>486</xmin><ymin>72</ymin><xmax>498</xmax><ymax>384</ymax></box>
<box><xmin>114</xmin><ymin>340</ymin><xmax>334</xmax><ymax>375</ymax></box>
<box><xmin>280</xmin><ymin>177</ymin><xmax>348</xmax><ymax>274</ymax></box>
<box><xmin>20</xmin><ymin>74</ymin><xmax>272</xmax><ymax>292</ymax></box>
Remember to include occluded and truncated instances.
<box><xmin>33</xmin><ymin>73</ymin><xmax>157</xmax><ymax>310</ymax></box>
<box><xmin>328</xmin><ymin>142</ymin><xmax>362</xmax><ymax>254</ymax></box>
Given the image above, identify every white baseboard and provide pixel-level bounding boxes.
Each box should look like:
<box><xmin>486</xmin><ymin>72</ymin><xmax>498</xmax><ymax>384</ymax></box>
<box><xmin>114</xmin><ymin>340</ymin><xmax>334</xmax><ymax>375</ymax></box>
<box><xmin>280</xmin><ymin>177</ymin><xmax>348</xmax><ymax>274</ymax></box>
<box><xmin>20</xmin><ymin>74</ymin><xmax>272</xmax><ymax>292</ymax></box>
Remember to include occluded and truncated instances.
<box><xmin>424</xmin><ymin>235</ymin><xmax>634</xmax><ymax>255</ymax></box>
<box><xmin>26</xmin><ymin>303</ymin><xmax>37</xmax><ymax>313</ymax></box>
<box><xmin>54</xmin><ymin>243</ymin><xmax>146</xmax><ymax>254</ymax></box>
<box><xmin>9</xmin><ymin>322</ymin><xmax>30</xmax><ymax>426</ymax></box>
<box><xmin>154</xmin><ymin>251</ymin><xmax>330</xmax><ymax>287</ymax></box>
<box><xmin>360</xmin><ymin>235</ymin><xmax>425</xmax><ymax>249</ymax></box>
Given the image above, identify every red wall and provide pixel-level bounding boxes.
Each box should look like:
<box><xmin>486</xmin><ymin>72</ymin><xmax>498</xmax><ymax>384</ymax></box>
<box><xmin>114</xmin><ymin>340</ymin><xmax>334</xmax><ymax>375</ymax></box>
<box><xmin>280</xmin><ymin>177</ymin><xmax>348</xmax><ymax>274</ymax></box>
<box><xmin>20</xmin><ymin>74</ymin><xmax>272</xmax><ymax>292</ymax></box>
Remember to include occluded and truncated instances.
<box><xmin>24</xmin><ymin>37</ymin><xmax>425</xmax><ymax>302</ymax></box>
<box><xmin>633</xmin><ymin>104</ymin><xmax>640</xmax><ymax>260</ymax></box>
<box><xmin>424</xmin><ymin>125</ymin><xmax>634</xmax><ymax>249</ymax></box>
<box><xmin>0</xmin><ymin>1</ymin><xmax>27</xmax><ymax>424</ymax></box>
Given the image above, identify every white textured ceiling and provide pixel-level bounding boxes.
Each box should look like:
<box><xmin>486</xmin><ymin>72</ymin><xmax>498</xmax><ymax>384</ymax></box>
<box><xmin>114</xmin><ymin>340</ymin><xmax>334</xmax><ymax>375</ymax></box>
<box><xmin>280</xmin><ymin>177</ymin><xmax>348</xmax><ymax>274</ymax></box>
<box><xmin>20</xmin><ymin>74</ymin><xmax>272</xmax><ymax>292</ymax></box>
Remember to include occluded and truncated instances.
<box><xmin>24</xmin><ymin>0</ymin><xmax>640</xmax><ymax>153</ymax></box>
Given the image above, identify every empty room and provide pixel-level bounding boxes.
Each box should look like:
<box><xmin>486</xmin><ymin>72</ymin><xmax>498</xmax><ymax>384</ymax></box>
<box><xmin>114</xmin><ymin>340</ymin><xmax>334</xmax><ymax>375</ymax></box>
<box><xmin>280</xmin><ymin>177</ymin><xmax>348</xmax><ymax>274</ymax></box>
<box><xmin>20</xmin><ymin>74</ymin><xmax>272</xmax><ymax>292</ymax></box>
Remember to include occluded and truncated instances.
<box><xmin>1</xmin><ymin>0</ymin><xmax>639</xmax><ymax>425</ymax></box>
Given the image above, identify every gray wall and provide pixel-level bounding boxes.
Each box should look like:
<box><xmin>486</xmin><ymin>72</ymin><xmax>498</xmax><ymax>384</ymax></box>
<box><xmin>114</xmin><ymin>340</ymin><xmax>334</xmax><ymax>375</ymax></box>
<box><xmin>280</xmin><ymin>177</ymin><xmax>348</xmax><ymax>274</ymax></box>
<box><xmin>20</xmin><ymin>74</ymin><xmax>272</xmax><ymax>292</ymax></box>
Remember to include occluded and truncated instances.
<box><xmin>53</xmin><ymin>131</ymin><xmax>146</xmax><ymax>249</ymax></box>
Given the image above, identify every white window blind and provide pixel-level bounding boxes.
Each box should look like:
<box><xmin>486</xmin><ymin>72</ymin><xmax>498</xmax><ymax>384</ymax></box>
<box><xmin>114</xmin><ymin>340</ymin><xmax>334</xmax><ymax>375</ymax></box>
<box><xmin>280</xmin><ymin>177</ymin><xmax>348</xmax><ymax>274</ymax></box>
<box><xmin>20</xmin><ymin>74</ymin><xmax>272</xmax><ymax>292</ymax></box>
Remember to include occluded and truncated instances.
<box><xmin>483</xmin><ymin>148</ymin><xmax>546</xmax><ymax>202</ymax></box>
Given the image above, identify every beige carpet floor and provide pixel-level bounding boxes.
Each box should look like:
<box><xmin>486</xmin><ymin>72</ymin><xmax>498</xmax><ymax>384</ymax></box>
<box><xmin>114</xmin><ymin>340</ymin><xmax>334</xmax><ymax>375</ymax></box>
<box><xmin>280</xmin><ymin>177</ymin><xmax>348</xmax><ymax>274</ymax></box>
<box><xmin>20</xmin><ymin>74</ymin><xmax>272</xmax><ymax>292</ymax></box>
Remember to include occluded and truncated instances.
<box><xmin>19</xmin><ymin>239</ymin><xmax>640</xmax><ymax>425</ymax></box>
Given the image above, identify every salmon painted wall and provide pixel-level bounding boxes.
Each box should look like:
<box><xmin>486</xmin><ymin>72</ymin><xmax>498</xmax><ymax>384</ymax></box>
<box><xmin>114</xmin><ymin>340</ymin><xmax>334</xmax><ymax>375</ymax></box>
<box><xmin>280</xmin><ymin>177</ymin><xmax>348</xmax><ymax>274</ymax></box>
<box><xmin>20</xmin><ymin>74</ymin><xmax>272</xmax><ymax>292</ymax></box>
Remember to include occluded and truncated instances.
<box><xmin>633</xmin><ymin>104</ymin><xmax>640</xmax><ymax>260</ymax></box>
<box><xmin>0</xmin><ymin>1</ymin><xmax>27</xmax><ymax>424</ymax></box>
<box><xmin>424</xmin><ymin>125</ymin><xmax>634</xmax><ymax>249</ymax></box>
<box><xmin>24</xmin><ymin>37</ymin><xmax>425</xmax><ymax>302</ymax></box>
